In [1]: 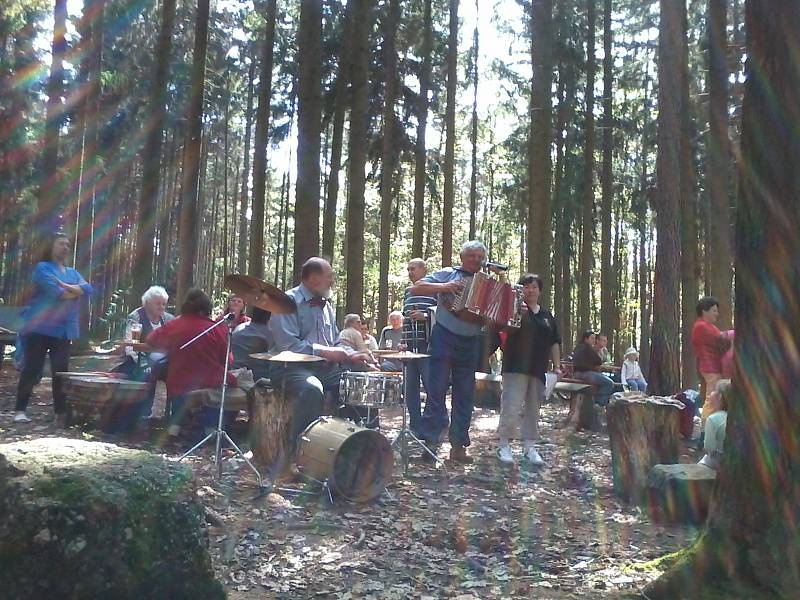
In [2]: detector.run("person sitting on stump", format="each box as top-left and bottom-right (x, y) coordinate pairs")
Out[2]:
(698, 378), (730, 470)
(572, 330), (614, 406)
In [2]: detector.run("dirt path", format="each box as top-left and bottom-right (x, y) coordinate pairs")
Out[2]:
(0, 362), (702, 599)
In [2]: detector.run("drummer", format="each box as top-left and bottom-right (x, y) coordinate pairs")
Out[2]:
(268, 257), (374, 439)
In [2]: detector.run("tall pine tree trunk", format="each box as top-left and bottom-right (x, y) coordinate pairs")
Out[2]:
(176, 0), (210, 304)
(132, 0), (175, 303)
(648, 0), (682, 396)
(706, 0), (732, 327)
(238, 49), (256, 274)
(599, 0), (614, 346)
(249, 0), (278, 280)
(441, 0), (459, 265)
(294, 0), (322, 282)
(344, 0), (370, 313)
(377, 0), (400, 329)
(649, 2), (800, 596)
(527, 0), (553, 293)
(412, 0), (433, 259)
(577, 0), (596, 331)
(468, 0), (479, 241)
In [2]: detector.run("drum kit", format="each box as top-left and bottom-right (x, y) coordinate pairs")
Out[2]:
(169, 272), (439, 503)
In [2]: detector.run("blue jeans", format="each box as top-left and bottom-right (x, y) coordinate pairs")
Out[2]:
(575, 371), (615, 406)
(626, 378), (648, 393)
(419, 325), (480, 447)
(404, 356), (430, 433)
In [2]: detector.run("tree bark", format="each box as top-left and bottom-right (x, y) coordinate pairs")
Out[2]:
(176, 0), (210, 304)
(377, 0), (400, 330)
(648, 1), (800, 596)
(599, 0), (614, 348)
(577, 0), (596, 332)
(344, 0), (370, 313)
(441, 0), (459, 266)
(527, 0), (553, 294)
(648, 0), (682, 396)
(706, 0), (732, 328)
(294, 0), (323, 282)
(132, 0), (176, 304)
(468, 0), (479, 241)
(249, 0), (278, 280)
(412, 0), (433, 259)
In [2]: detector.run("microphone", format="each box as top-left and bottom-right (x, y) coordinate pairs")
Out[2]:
(483, 260), (509, 272)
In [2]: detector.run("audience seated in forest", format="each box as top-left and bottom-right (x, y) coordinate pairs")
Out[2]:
(698, 379), (730, 471)
(379, 311), (406, 371)
(572, 330), (614, 406)
(338, 314), (371, 353)
(595, 333), (613, 365)
(360, 320), (379, 352)
(218, 294), (250, 327)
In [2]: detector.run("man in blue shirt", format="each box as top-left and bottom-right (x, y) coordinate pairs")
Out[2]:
(408, 241), (488, 463)
(15, 234), (93, 424)
(268, 257), (373, 439)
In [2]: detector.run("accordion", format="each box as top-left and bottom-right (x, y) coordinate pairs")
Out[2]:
(451, 271), (524, 328)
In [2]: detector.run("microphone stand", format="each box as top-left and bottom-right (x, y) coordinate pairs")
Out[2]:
(177, 313), (265, 492)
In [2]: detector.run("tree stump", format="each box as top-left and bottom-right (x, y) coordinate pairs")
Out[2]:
(647, 463), (717, 524)
(248, 378), (293, 477)
(606, 395), (681, 503)
(474, 372), (501, 409)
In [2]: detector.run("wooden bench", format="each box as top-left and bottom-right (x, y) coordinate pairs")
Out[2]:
(553, 378), (598, 430)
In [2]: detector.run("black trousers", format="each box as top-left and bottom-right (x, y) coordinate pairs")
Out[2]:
(16, 333), (71, 414)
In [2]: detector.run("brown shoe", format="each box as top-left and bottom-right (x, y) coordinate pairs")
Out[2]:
(449, 446), (474, 464)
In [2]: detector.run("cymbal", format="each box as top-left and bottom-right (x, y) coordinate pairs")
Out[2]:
(250, 350), (325, 363)
(380, 351), (430, 360)
(224, 274), (296, 314)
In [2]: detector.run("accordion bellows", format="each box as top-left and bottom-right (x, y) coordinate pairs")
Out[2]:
(451, 272), (524, 328)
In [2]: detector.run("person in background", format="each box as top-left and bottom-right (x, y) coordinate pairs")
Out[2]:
(402, 258), (436, 434)
(144, 288), (236, 441)
(595, 333), (613, 365)
(220, 294), (250, 327)
(572, 330), (615, 406)
(230, 306), (273, 381)
(698, 379), (730, 470)
(621, 347), (648, 393)
(360, 320), (379, 352)
(378, 311), (406, 371)
(15, 234), (93, 425)
(496, 274), (561, 467)
(691, 296), (732, 421)
(339, 313), (372, 353)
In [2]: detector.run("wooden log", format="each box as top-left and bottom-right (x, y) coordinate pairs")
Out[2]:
(606, 395), (682, 503)
(248, 378), (293, 477)
(553, 380), (597, 431)
(647, 463), (717, 524)
(474, 372), (501, 409)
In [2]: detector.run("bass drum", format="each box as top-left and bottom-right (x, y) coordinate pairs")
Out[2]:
(296, 416), (393, 502)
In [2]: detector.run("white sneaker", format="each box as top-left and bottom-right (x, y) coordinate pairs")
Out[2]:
(497, 445), (515, 464)
(524, 446), (545, 466)
(13, 412), (31, 423)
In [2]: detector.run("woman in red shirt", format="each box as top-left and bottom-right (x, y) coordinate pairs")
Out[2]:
(219, 294), (251, 327)
(690, 296), (732, 420)
(145, 288), (235, 439)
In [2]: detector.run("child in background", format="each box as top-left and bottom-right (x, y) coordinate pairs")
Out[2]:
(699, 379), (730, 470)
(621, 347), (648, 393)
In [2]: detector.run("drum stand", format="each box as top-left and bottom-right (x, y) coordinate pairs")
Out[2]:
(177, 315), (266, 492)
(392, 358), (447, 476)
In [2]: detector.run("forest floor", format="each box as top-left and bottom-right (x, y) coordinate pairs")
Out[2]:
(0, 360), (704, 599)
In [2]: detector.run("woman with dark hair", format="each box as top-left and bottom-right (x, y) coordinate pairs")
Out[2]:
(219, 294), (250, 327)
(142, 288), (235, 440)
(496, 274), (561, 466)
(572, 329), (615, 407)
(691, 296), (732, 420)
(15, 234), (93, 424)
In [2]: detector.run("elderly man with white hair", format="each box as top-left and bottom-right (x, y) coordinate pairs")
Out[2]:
(407, 240), (489, 464)
(378, 310), (406, 371)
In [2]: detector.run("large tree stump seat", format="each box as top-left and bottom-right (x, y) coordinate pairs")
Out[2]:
(474, 372), (502, 409)
(553, 378), (598, 430)
(247, 378), (293, 478)
(647, 462), (717, 524)
(61, 374), (150, 431)
(607, 395), (682, 503)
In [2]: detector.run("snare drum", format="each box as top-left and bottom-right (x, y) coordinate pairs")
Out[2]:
(339, 371), (402, 407)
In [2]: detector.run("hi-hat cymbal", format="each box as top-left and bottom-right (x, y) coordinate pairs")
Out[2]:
(250, 350), (326, 363)
(381, 351), (430, 360)
(225, 274), (296, 314)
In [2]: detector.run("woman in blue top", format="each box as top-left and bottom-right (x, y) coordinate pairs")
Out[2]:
(14, 234), (93, 424)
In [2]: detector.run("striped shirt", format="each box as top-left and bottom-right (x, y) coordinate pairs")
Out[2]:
(402, 291), (437, 353)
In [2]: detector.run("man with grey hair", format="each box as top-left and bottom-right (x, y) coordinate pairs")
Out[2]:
(378, 310), (406, 371)
(408, 240), (489, 463)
